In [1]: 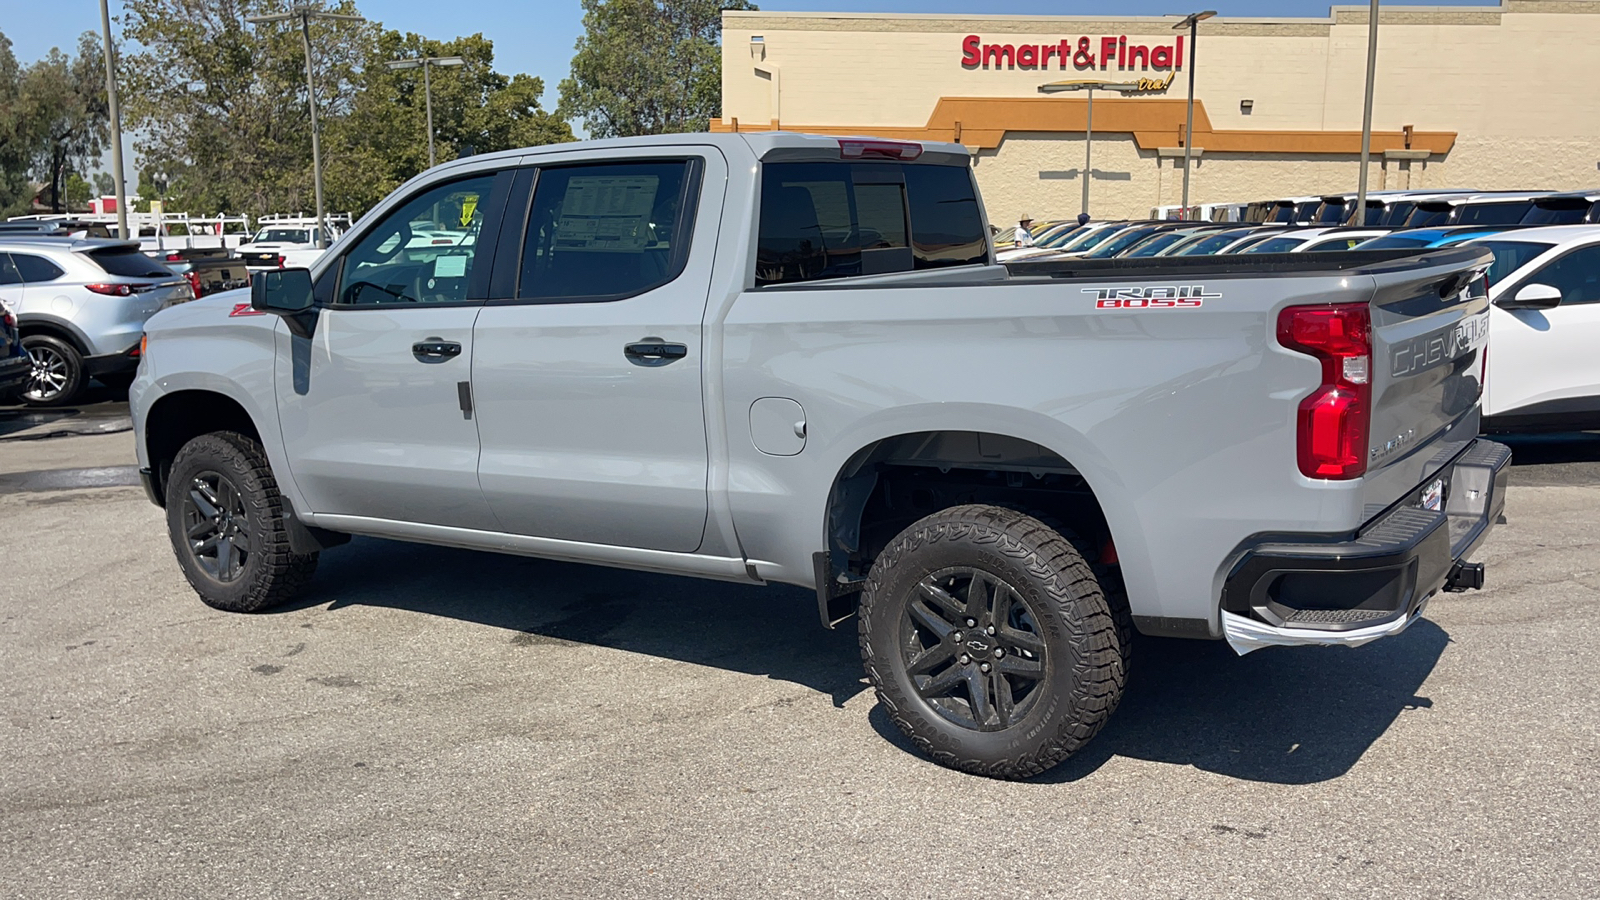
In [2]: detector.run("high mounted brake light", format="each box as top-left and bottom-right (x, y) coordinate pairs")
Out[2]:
(838, 139), (923, 161)
(1278, 302), (1372, 480)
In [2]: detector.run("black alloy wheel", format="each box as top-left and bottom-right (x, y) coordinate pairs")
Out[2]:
(165, 431), (319, 612)
(180, 470), (252, 583)
(901, 566), (1048, 732)
(860, 504), (1127, 779)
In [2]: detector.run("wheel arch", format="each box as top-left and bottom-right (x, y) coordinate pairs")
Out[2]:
(813, 412), (1149, 626)
(15, 315), (91, 355)
(143, 389), (265, 507)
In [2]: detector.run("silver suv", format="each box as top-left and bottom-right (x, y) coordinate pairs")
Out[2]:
(0, 238), (191, 405)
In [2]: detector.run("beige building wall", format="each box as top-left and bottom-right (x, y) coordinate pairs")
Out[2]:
(720, 3), (1600, 224)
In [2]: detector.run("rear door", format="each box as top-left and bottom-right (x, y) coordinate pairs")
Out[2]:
(470, 150), (726, 552)
(1485, 241), (1600, 419)
(274, 171), (502, 530)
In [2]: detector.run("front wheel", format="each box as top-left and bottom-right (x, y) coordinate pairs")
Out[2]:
(859, 505), (1127, 779)
(165, 431), (319, 612)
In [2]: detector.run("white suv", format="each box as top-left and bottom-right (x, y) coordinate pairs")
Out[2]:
(1465, 225), (1600, 430)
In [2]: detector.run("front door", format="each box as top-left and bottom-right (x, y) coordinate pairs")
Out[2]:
(1488, 242), (1600, 419)
(471, 153), (725, 552)
(274, 172), (500, 530)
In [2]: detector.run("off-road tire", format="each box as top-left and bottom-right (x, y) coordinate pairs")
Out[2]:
(165, 431), (318, 612)
(20, 334), (85, 407)
(859, 504), (1127, 779)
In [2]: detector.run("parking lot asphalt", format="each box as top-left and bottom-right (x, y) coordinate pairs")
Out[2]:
(2, 415), (1598, 898)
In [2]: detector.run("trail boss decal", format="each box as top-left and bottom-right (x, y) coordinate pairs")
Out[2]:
(1085, 285), (1221, 309)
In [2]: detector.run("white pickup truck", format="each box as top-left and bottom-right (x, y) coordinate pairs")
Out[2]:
(130, 132), (1509, 778)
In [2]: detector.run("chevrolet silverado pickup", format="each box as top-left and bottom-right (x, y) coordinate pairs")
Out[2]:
(130, 132), (1509, 779)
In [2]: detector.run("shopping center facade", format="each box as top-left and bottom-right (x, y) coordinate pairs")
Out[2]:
(715, 2), (1600, 224)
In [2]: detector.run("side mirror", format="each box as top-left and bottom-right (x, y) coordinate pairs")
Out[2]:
(251, 267), (314, 313)
(250, 268), (317, 337)
(1500, 282), (1562, 310)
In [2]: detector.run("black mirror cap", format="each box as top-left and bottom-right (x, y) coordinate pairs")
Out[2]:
(251, 268), (315, 314)
(1498, 282), (1562, 311)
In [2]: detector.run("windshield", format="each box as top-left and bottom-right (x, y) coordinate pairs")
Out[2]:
(1081, 226), (1162, 258)
(1456, 201), (1535, 226)
(1123, 231), (1191, 257)
(1469, 239), (1555, 286)
(1239, 235), (1305, 254)
(1171, 231), (1255, 256)
(1060, 225), (1126, 253)
(252, 228), (314, 243)
(1220, 234), (1279, 254)
(1355, 233), (1433, 250)
(1036, 224), (1091, 248)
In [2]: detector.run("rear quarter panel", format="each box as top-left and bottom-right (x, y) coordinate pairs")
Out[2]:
(721, 272), (1388, 629)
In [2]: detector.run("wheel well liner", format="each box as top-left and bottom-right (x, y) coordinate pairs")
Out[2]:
(16, 319), (88, 355)
(143, 390), (262, 507)
(817, 431), (1116, 623)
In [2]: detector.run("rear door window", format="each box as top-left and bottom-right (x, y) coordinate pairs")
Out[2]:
(516, 160), (698, 303)
(756, 161), (985, 286)
(87, 248), (169, 278)
(1456, 201), (1535, 226)
(12, 253), (66, 282)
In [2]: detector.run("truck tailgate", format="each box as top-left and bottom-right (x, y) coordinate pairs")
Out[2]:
(1361, 247), (1494, 517)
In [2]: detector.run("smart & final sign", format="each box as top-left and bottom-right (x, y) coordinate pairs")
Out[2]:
(961, 35), (1185, 71)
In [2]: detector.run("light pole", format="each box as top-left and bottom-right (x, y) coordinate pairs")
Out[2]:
(1353, 0), (1381, 224)
(385, 55), (465, 169)
(245, 6), (366, 250)
(1038, 80), (1144, 218)
(1173, 10), (1216, 221)
(97, 0), (128, 240)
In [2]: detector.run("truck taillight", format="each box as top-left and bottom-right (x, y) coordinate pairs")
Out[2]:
(185, 271), (204, 298)
(1278, 302), (1371, 480)
(838, 139), (923, 161)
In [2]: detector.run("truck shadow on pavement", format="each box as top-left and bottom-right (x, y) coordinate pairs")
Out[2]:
(291, 537), (1449, 785)
(1033, 621), (1449, 784)
(286, 537), (871, 707)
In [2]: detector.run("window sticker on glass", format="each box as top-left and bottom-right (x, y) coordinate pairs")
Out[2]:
(434, 254), (469, 278)
(555, 175), (660, 252)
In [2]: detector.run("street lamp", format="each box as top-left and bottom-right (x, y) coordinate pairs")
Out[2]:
(1352, 0), (1381, 224)
(1172, 10), (1216, 221)
(1038, 80), (1145, 218)
(385, 55), (466, 169)
(245, 6), (367, 250)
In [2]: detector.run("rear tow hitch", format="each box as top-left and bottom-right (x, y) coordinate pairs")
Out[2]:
(1445, 561), (1486, 593)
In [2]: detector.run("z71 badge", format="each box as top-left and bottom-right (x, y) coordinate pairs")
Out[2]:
(1084, 286), (1221, 309)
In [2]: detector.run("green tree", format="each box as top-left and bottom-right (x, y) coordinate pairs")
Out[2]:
(92, 171), (115, 197)
(0, 31), (32, 216)
(323, 29), (572, 213)
(121, 0), (375, 215)
(559, 0), (754, 139)
(15, 32), (109, 213)
(63, 171), (92, 208)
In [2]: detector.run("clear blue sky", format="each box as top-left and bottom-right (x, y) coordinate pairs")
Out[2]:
(2, 0), (1495, 187)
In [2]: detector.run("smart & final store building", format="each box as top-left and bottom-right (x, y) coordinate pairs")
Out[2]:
(715, 3), (1600, 224)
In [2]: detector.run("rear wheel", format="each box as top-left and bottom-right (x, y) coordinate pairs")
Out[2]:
(859, 505), (1127, 779)
(165, 431), (318, 612)
(20, 335), (85, 406)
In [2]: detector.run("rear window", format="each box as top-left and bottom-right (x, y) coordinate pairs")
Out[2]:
(1312, 202), (1347, 224)
(1520, 200), (1593, 226)
(756, 161), (986, 286)
(1456, 201), (1534, 226)
(1470, 239), (1555, 286)
(1404, 205), (1452, 227)
(88, 248), (172, 278)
